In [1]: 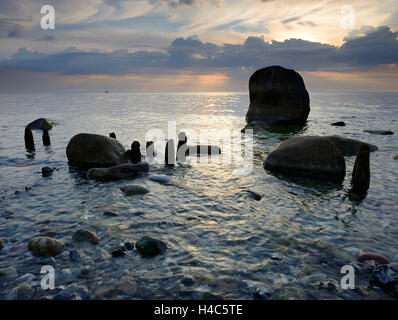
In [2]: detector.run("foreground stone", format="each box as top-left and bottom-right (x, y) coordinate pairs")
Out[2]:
(87, 162), (149, 181)
(264, 136), (346, 181)
(27, 118), (53, 130)
(358, 252), (390, 265)
(8, 284), (35, 300)
(66, 133), (127, 168)
(28, 237), (65, 256)
(72, 229), (99, 244)
(120, 184), (149, 196)
(246, 66), (310, 126)
(136, 236), (167, 256)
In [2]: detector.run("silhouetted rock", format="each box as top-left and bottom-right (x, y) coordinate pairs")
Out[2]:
(109, 132), (116, 139)
(127, 141), (141, 163)
(27, 118), (53, 130)
(87, 162), (149, 181)
(66, 133), (127, 168)
(24, 127), (35, 150)
(351, 144), (370, 193)
(41, 166), (54, 177)
(325, 135), (378, 156)
(246, 66), (310, 126)
(364, 130), (393, 135)
(264, 136), (346, 181)
(331, 121), (346, 126)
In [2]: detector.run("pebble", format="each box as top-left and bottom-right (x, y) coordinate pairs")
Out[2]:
(135, 236), (167, 256)
(28, 237), (65, 256)
(0, 266), (18, 279)
(69, 249), (81, 261)
(181, 277), (195, 286)
(112, 249), (125, 258)
(120, 184), (149, 196)
(72, 229), (99, 244)
(103, 211), (118, 217)
(8, 284), (35, 300)
(124, 241), (134, 251)
(149, 175), (172, 185)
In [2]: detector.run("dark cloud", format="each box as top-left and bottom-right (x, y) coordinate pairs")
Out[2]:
(0, 18), (29, 38)
(1, 25), (397, 75)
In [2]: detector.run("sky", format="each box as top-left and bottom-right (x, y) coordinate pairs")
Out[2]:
(0, 0), (398, 92)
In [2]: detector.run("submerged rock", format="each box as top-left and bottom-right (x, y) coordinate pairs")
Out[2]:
(66, 133), (127, 168)
(0, 266), (18, 279)
(28, 237), (65, 256)
(103, 211), (118, 217)
(120, 184), (149, 196)
(394, 155), (398, 161)
(72, 229), (99, 244)
(8, 284), (35, 300)
(246, 66), (310, 126)
(264, 136), (346, 181)
(331, 121), (346, 126)
(364, 130), (394, 135)
(87, 162), (149, 181)
(0, 239), (4, 250)
(149, 175), (172, 185)
(27, 118), (53, 130)
(246, 190), (264, 201)
(111, 248), (125, 258)
(41, 166), (54, 177)
(358, 252), (390, 265)
(135, 236), (167, 256)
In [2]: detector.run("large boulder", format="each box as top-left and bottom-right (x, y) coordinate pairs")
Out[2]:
(27, 118), (53, 130)
(264, 136), (346, 181)
(264, 136), (378, 181)
(66, 133), (127, 168)
(246, 66), (310, 126)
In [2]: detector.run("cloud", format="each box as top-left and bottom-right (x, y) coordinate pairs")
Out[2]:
(1, 25), (397, 77)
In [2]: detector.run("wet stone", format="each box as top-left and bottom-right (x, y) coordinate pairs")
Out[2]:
(136, 236), (167, 256)
(41, 166), (54, 177)
(112, 249), (125, 258)
(124, 242), (134, 251)
(69, 249), (81, 261)
(181, 277), (195, 286)
(103, 211), (118, 217)
(72, 229), (99, 244)
(8, 284), (35, 300)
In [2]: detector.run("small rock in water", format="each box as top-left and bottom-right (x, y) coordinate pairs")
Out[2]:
(372, 265), (397, 288)
(120, 184), (149, 196)
(103, 211), (118, 217)
(149, 175), (172, 185)
(331, 121), (346, 126)
(317, 280), (338, 292)
(135, 236), (167, 256)
(253, 287), (272, 299)
(42, 166), (54, 177)
(0, 239), (4, 250)
(246, 190), (264, 201)
(8, 284), (35, 300)
(0, 266), (18, 279)
(112, 248), (125, 258)
(394, 155), (398, 161)
(72, 229), (99, 244)
(364, 130), (394, 135)
(358, 252), (390, 265)
(201, 292), (222, 300)
(28, 237), (65, 256)
(69, 249), (81, 261)
(124, 241), (134, 251)
(181, 277), (195, 286)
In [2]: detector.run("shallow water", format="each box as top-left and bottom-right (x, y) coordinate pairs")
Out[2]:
(0, 92), (397, 300)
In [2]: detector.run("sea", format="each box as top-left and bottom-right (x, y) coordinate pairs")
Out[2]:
(0, 92), (397, 299)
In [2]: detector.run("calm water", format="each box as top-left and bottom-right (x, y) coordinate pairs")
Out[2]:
(0, 92), (397, 300)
